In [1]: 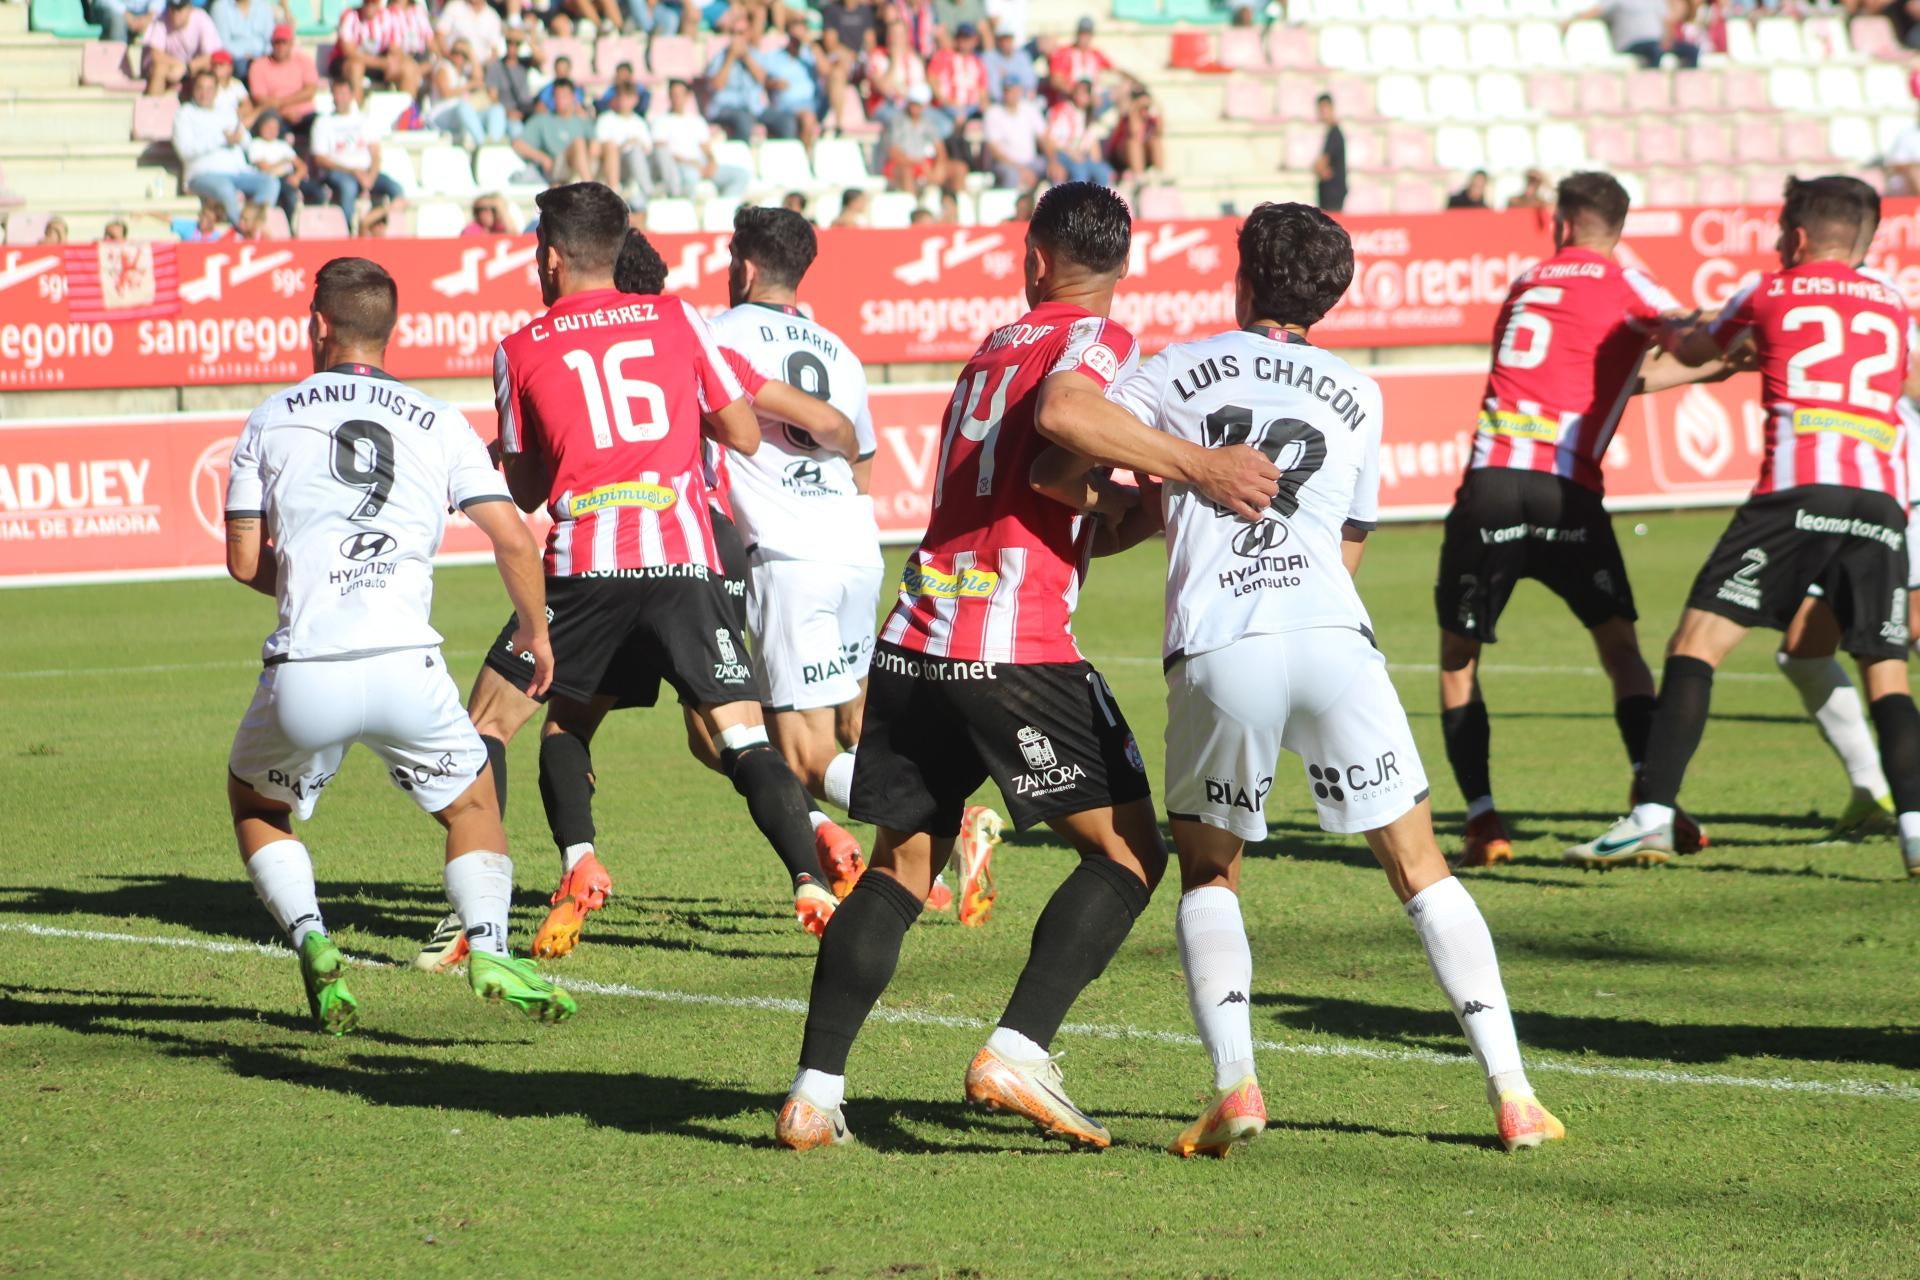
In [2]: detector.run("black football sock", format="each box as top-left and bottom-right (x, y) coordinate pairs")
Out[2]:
(725, 742), (828, 887)
(1439, 701), (1493, 806)
(1614, 694), (1657, 772)
(798, 872), (923, 1074)
(1868, 693), (1920, 817)
(998, 856), (1151, 1051)
(537, 731), (596, 853)
(481, 734), (508, 812)
(1638, 656), (1715, 808)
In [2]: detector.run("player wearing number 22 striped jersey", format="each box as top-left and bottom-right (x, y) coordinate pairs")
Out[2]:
(1433, 172), (1695, 870)
(463, 183), (846, 957)
(776, 183), (1283, 1154)
(1568, 175), (1920, 879)
(1089, 202), (1562, 1157)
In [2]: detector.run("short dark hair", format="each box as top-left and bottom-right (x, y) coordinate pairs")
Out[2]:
(614, 228), (668, 294)
(1315, 92), (1333, 107)
(614, 60), (633, 73)
(549, 75), (577, 95)
(1556, 171), (1631, 234)
(1787, 174), (1880, 237)
(668, 77), (691, 92)
(535, 182), (630, 275)
(1237, 201), (1352, 329)
(1027, 181), (1131, 275)
(1781, 174), (1869, 249)
(731, 205), (818, 288)
(312, 256), (398, 347)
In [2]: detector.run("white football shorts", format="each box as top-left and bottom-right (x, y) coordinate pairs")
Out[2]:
(228, 647), (487, 821)
(1164, 627), (1429, 841)
(747, 556), (883, 712)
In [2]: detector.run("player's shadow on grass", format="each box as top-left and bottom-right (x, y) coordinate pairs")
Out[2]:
(1251, 991), (1920, 1071)
(0, 988), (474, 1050)
(0, 875), (451, 949)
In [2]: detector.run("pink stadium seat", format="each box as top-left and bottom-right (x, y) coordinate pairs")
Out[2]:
(296, 204), (349, 239)
(1392, 177), (1443, 214)
(833, 85), (878, 136)
(1215, 28), (1265, 71)
(1801, 15), (1849, 62)
(82, 41), (140, 92)
(1672, 68), (1721, 113)
(1624, 68), (1669, 112)
(1782, 118), (1829, 163)
(1265, 24), (1317, 70)
(1136, 186), (1185, 219)
(1223, 77), (1275, 122)
(648, 35), (702, 81)
(1578, 71), (1626, 116)
(5, 211), (50, 245)
(595, 36), (647, 82)
(264, 207), (292, 239)
(1645, 172), (1694, 207)
(1694, 169), (1740, 205)
(1282, 126), (1322, 169)
(131, 94), (177, 142)
(1638, 121), (1682, 166)
(1735, 120), (1781, 165)
(1384, 124), (1435, 170)
(1722, 67), (1769, 112)
(1586, 122), (1633, 167)
(544, 37), (592, 81)
(1327, 75), (1377, 120)
(1743, 168), (1792, 205)
(1345, 126), (1381, 170)
(1852, 14), (1899, 60)
(1343, 179), (1391, 215)
(1684, 120), (1732, 165)
(1275, 77), (1320, 120)
(1526, 72), (1576, 117)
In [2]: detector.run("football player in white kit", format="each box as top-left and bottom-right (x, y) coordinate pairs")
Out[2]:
(1048, 205), (1564, 1155)
(707, 208), (902, 904)
(223, 257), (576, 1033)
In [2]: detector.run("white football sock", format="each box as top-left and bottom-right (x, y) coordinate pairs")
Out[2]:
(824, 750), (857, 811)
(1777, 653), (1891, 796)
(1404, 877), (1529, 1097)
(445, 850), (514, 956)
(560, 842), (594, 875)
(986, 1026), (1049, 1061)
(1900, 811), (1920, 841)
(1464, 795), (1496, 822)
(246, 839), (324, 948)
(1176, 886), (1256, 1091)
(791, 1066), (844, 1110)
(809, 810), (831, 832)
(1629, 802), (1674, 830)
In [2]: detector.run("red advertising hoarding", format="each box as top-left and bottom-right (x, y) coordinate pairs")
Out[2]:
(1, 373), (1770, 586)
(5, 201), (1919, 391)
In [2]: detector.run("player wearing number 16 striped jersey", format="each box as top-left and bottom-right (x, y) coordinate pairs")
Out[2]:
(1567, 177), (1920, 876)
(776, 183), (1283, 1153)
(1096, 202), (1561, 1157)
(1433, 173), (1697, 869)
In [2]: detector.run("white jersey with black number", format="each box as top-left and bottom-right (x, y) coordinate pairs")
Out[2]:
(225, 365), (510, 664)
(1108, 329), (1385, 661)
(708, 303), (882, 567)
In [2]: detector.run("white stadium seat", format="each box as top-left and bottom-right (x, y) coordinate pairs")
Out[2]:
(1467, 22), (1519, 68)
(1535, 121), (1590, 170)
(756, 139), (813, 189)
(1426, 73), (1476, 119)
(1753, 16), (1806, 64)
(1316, 25), (1368, 71)
(413, 201), (467, 237)
(418, 145), (479, 198)
(1767, 66), (1817, 112)
(974, 188), (1018, 223)
(813, 138), (878, 190)
(1416, 23), (1468, 70)
(1485, 123), (1537, 170)
(362, 91), (412, 134)
(475, 144), (543, 194)
(700, 196), (741, 232)
(1434, 124), (1487, 171)
(379, 146), (416, 191)
(1367, 24), (1420, 71)
(1411, 0), (1459, 18)
(1814, 66), (1866, 114)
(645, 198), (698, 232)
(1374, 73), (1428, 121)
(1476, 72), (1529, 121)
(1562, 20), (1619, 66)
(1722, 18), (1759, 63)
(868, 191), (919, 228)
(1827, 115), (1877, 163)
(711, 139), (753, 177)
(1361, 0), (1411, 18)
(1864, 63), (1911, 112)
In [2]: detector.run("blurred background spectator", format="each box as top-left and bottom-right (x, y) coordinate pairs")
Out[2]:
(209, 0), (275, 79)
(982, 78), (1046, 190)
(465, 194), (511, 234)
(140, 0), (223, 97)
(1313, 91), (1344, 213)
(655, 77), (750, 196)
(1044, 78), (1112, 185)
(173, 68), (280, 225)
(1448, 169), (1491, 209)
(247, 26), (317, 139)
(305, 76), (404, 231)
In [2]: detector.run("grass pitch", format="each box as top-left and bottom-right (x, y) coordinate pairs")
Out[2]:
(2, 510), (1916, 1278)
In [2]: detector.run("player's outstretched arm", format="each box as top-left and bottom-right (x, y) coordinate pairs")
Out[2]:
(224, 516), (277, 597)
(465, 498), (554, 699)
(1034, 371), (1278, 521)
(703, 396), (763, 457)
(752, 380), (859, 460)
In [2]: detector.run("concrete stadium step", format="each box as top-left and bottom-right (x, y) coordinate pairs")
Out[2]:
(0, 38), (86, 87)
(0, 4), (31, 34)
(0, 91), (133, 145)
(3, 163), (162, 203)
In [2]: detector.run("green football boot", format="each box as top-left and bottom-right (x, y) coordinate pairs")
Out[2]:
(1821, 786), (1896, 844)
(297, 932), (359, 1036)
(469, 950), (577, 1023)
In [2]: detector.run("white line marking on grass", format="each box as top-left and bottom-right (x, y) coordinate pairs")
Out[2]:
(6, 920), (1915, 1103)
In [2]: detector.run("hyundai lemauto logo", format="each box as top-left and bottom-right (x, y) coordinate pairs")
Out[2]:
(1232, 519), (1288, 559)
(340, 530), (396, 561)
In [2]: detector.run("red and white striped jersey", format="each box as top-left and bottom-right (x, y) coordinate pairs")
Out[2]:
(338, 2), (398, 53)
(1712, 260), (1913, 500)
(1467, 247), (1679, 494)
(879, 303), (1139, 664)
(494, 290), (744, 576)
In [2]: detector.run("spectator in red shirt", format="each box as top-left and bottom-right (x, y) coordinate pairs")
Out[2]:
(1043, 78), (1112, 186)
(334, 0), (425, 98)
(1046, 16), (1111, 106)
(1105, 84), (1161, 182)
(928, 21), (989, 123)
(247, 26), (318, 135)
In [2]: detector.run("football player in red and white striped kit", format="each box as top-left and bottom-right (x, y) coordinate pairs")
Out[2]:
(1568, 177), (1920, 877)
(775, 183), (1280, 1151)
(1434, 172), (1698, 868)
(462, 183), (851, 955)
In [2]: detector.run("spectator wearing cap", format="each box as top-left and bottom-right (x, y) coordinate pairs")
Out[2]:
(209, 50), (254, 123)
(928, 22), (989, 125)
(436, 0), (507, 62)
(92, 0), (164, 49)
(596, 62), (653, 117)
(244, 108), (305, 224)
(247, 26), (317, 136)
(880, 82), (966, 196)
(1567, 0), (1699, 69)
(1046, 16), (1111, 106)
(139, 0), (224, 97)
(983, 26), (1036, 99)
(173, 68), (282, 225)
(304, 76), (404, 232)
(653, 78), (751, 198)
(209, 0), (274, 79)
(515, 78), (597, 184)
(981, 77), (1048, 190)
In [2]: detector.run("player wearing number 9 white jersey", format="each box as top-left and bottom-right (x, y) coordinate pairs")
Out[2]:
(1099, 203), (1562, 1158)
(223, 256), (574, 1033)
